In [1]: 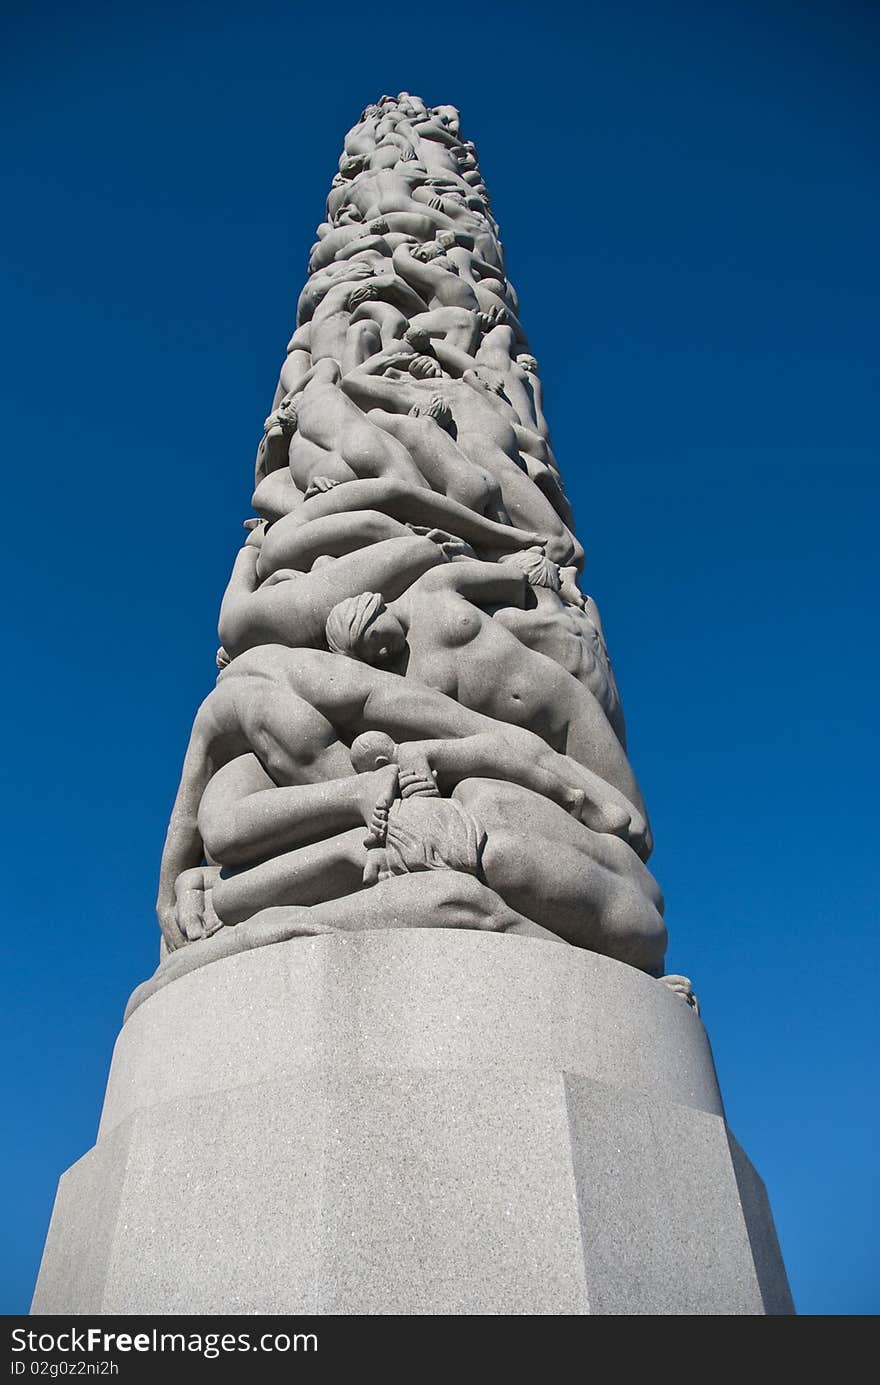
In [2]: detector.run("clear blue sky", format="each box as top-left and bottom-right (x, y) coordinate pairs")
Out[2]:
(3, 1), (877, 1316)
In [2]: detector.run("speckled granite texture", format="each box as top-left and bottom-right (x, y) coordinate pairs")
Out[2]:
(32, 933), (793, 1315)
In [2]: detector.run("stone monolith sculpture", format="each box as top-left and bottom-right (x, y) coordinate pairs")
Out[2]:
(32, 93), (793, 1316)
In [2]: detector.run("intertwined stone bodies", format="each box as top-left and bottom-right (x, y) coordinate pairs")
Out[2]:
(151, 92), (669, 999)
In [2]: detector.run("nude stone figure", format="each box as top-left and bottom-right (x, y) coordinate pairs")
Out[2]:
(163, 718), (662, 986)
(294, 269), (426, 368)
(198, 779), (663, 975)
(392, 239), (521, 326)
(407, 313), (549, 438)
(321, 560), (644, 813)
(285, 358), (432, 493)
(255, 480), (540, 576)
(255, 395), (299, 484)
(256, 510), (468, 574)
(492, 548), (625, 742)
(157, 646), (649, 951)
(351, 734), (665, 971)
(326, 166), (481, 241)
(217, 525), (450, 658)
(306, 219), (411, 274)
(341, 349), (583, 565)
(286, 358), (528, 523)
(294, 256), (382, 327)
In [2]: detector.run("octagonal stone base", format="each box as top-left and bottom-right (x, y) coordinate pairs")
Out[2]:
(31, 930), (793, 1315)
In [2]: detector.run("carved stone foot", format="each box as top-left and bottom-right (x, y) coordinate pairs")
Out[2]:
(659, 973), (700, 1016)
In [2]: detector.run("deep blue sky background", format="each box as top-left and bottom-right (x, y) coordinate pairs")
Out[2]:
(3, 0), (877, 1315)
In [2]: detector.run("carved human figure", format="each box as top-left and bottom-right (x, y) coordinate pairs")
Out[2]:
(293, 268), (426, 369)
(341, 350), (583, 564)
(391, 240), (520, 327)
(294, 256), (381, 326)
(307, 211), (494, 275)
(287, 359), (524, 522)
(321, 559), (644, 811)
(284, 358), (431, 493)
(172, 731), (663, 976)
(157, 646), (649, 950)
(255, 395), (299, 484)
(326, 166), (478, 238)
(256, 480), (540, 576)
(492, 548), (625, 742)
(407, 313), (549, 438)
(353, 735), (664, 970)
(217, 526), (451, 659)
(362, 398), (510, 522)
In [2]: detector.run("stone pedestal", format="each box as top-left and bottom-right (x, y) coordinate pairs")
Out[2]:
(32, 931), (793, 1315)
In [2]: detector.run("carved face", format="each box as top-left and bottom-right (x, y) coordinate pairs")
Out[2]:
(413, 240), (444, 264)
(359, 611), (407, 665)
(338, 154), (365, 179)
(265, 399), (297, 439)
